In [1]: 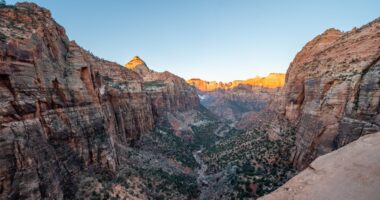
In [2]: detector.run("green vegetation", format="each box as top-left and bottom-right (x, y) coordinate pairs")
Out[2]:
(203, 128), (297, 198)
(190, 122), (219, 149)
(138, 107), (232, 169)
(0, 32), (6, 42)
(147, 126), (199, 168)
(117, 107), (234, 199)
(198, 104), (219, 121)
(103, 76), (113, 82)
(225, 100), (252, 113)
(150, 169), (199, 198)
(225, 99), (265, 113)
(143, 80), (166, 88)
(124, 161), (199, 199)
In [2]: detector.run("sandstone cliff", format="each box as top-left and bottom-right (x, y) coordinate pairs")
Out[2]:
(125, 56), (200, 119)
(0, 3), (199, 199)
(187, 73), (285, 92)
(259, 132), (380, 200)
(259, 18), (380, 169)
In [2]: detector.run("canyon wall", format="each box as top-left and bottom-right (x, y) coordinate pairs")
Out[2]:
(0, 3), (199, 199)
(126, 56), (200, 119)
(260, 19), (380, 169)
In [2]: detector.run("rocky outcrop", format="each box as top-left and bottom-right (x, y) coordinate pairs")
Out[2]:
(0, 3), (199, 199)
(259, 18), (380, 170)
(125, 56), (200, 119)
(259, 132), (380, 200)
(187, 73), (285, 92)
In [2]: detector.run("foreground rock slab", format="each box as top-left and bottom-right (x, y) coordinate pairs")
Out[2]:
(259, 132), (380, 200)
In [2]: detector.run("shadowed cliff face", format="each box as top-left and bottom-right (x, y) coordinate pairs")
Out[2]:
(0, 3), (199, 199)
(258, 18), (380, 170)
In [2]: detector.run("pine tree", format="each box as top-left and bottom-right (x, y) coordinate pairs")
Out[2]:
(0, 0), (5, 6)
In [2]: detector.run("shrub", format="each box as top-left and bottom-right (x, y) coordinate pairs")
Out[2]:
(103, 76), (113, 82)
(0, 32), (6, 42)
(143, 80), (166, 88)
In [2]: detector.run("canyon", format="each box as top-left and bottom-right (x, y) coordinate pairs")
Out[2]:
(187, 74), (285, 125)
(0, 3), (203, 199)
(0, 2), (379, 200)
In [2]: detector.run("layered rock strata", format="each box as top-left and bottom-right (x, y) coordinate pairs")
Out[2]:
(0, 3), (199, 199)
(259, 19), (380, 169)
(125, 56), (200, 119)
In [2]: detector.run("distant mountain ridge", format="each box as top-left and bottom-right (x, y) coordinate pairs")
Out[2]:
(187, 73), (285, 92)
(187, 73), (285, 124)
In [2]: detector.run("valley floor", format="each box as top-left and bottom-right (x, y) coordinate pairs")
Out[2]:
(89, 106), (298, 199)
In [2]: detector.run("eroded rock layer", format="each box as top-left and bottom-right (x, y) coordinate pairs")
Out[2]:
(125, 56), (200, 119)
(0, 3), (199, 199)
(259, 18), (380, 169)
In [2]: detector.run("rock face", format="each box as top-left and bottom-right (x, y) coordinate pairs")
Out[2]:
(259, 132), (380, 200)
(260, 18), (380, 169)
(187, 74), (285, 123)
(0, 3), (199, 199)
(125, 56), (152, 76)
(125, 56), (200, 119)
(187, 73), (285, 92)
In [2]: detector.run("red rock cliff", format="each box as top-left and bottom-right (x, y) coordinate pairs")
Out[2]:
(125, 56), (200, 119)
(187, 73), (286, 92)
(0, 3), (199, 199)
(261, 18), (380, 169)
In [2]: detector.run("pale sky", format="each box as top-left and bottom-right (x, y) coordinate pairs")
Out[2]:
(7, 0), (380, 81)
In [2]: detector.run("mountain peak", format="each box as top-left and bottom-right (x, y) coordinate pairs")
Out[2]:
(125, 56), (146, 69)
(322, 28), (343, 35)
(291, 27), (344, 66)
(125, 56), (152, 76)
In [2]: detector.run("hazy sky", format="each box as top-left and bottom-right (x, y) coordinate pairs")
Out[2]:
(7, 0), (380, 81)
